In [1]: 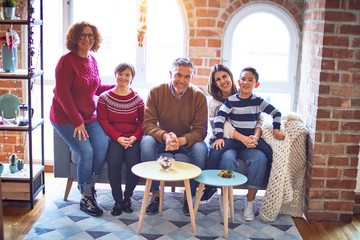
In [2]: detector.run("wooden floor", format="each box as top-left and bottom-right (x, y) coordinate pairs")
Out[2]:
(3, 173), (360, 240)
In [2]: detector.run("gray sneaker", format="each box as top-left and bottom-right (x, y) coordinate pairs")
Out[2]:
(243, 200), (255, 221)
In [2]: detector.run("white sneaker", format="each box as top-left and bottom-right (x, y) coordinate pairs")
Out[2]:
(218, 196), (230, 217)
(243, 200), (255, 221)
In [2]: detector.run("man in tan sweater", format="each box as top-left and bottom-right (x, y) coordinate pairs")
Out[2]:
(140, 57), (208, 216)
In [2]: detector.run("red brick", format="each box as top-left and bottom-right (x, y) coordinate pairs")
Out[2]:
(323, 36), (350, 47)
(317, 108), (331, 118)
(330, 85), (354, 96)
(346, 144), (360, 155)
(316, 119), (340, 130)
(326, 179), (357, 189)
(322, 47), (353, 59)
(349, 0), (360, 9)
(333, 109), (360, 119)
(314, 143), (344, 155)
(344, 168), (357, 178)
(342, 121), (360, 131)
(325, 11), (357, 22)
(319, 84), (330, 94)
(208, 39), (221, 48)
(306, 211), (338, 222)
(340, 25), (360, 34)
(197, 19), (215, 27)
(339, 213), (353, 222)
(190, 38), (206, 47)
(342, 191), (356, 200)
(320, 72), (340, 82)
(196, 9), (219, 18)
(338, 60), (360, 71)
(308, 178), (325, 188)
(328, 157), (349, 166)
(310, 167), (340, 178)
(321, 59), (336, 70)
(334, 134), (360, 143)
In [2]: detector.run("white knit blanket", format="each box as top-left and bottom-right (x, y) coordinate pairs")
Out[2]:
(259, 112), (308, 222)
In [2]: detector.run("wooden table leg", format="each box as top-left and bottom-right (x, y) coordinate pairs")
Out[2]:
(229, 186), (234, 223)
(159, 180), (165, 216)
(136, 178), (152, 234)
(222, 186), (229, 239)
(193, 183), (205, 215)
(184, 179), (196, 233)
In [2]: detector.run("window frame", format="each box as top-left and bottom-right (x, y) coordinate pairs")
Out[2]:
(222, 3), (300, 111)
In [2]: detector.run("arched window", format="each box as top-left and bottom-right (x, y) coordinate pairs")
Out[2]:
(39, 0), (185, 162)
(71, 0), (185, 89)
(223, 3), (299, 113)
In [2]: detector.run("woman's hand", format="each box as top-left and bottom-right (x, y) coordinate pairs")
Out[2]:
(117, 136), (137, 149)
(212, 138), (224, 150)
(73, 124), (89, 141)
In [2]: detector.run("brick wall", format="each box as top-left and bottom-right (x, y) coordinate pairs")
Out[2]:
(179, 0), (359, 222)
(299, 0), (360, 222)
(1, 0), (359, 222)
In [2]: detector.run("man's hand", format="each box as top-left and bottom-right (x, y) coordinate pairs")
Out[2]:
(165, 132), (179, 151)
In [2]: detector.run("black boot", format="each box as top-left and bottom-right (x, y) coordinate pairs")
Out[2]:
(122, 197), (133, 213)
(111, 201), (122, 216)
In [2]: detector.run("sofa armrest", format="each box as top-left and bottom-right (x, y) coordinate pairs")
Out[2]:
(53, 129), (72, 178)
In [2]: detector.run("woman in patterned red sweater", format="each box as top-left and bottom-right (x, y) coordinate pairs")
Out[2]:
(97, 62), (144, 216)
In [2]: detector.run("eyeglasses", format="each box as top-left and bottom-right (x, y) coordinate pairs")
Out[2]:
(79, 33), (94, 40)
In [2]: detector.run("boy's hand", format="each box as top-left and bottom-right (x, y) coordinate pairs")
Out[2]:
(212, 139), (224, 150)
(273, 129), (285, 140)
(243, 135), (258, 148)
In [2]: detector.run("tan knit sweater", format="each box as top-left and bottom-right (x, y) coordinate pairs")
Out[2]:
(142, 83), (208, 148)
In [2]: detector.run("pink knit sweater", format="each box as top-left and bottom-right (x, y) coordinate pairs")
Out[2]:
(50, 52), (113, 127)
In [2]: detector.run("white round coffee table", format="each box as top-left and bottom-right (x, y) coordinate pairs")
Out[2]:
(132, 161), (201, 234)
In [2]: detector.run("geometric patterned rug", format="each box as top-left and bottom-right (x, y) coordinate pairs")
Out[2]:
(25, 188), (303, 240)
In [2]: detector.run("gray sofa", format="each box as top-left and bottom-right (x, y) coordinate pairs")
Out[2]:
(53, 130), (262, 201)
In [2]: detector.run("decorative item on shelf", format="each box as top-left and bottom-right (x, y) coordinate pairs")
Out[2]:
(0, 162), (4, 175)
(8, 153), (17, 173)
(18, 103), (31, 126)
(2, 0), (17, 20)
(137, 0), (147, 47)
(0, 28), (20, 72)
(17, 158), (24, 170)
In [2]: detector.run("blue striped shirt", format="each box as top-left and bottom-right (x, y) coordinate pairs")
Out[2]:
(214, 93), (282, 139)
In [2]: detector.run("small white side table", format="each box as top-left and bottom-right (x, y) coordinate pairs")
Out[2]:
(194, 170), (248, 239)
(132, 161), (201, 234)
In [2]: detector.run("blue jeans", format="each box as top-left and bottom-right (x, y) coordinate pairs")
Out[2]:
(140, 135), (208, 196)
(218, 148), (268, 189)
(52, 121), (109, 195)
(207, 138), (272, 169)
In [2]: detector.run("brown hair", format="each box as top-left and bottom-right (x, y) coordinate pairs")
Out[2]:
(114, 62), (136, 79)
(65, 21), (102, 52)
(207, 64), (238, 102)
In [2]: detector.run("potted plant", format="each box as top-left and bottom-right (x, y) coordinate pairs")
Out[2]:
(17, 158), (24, 170)
(9, 153), (17, 173)
(2, 0), (17, 20)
